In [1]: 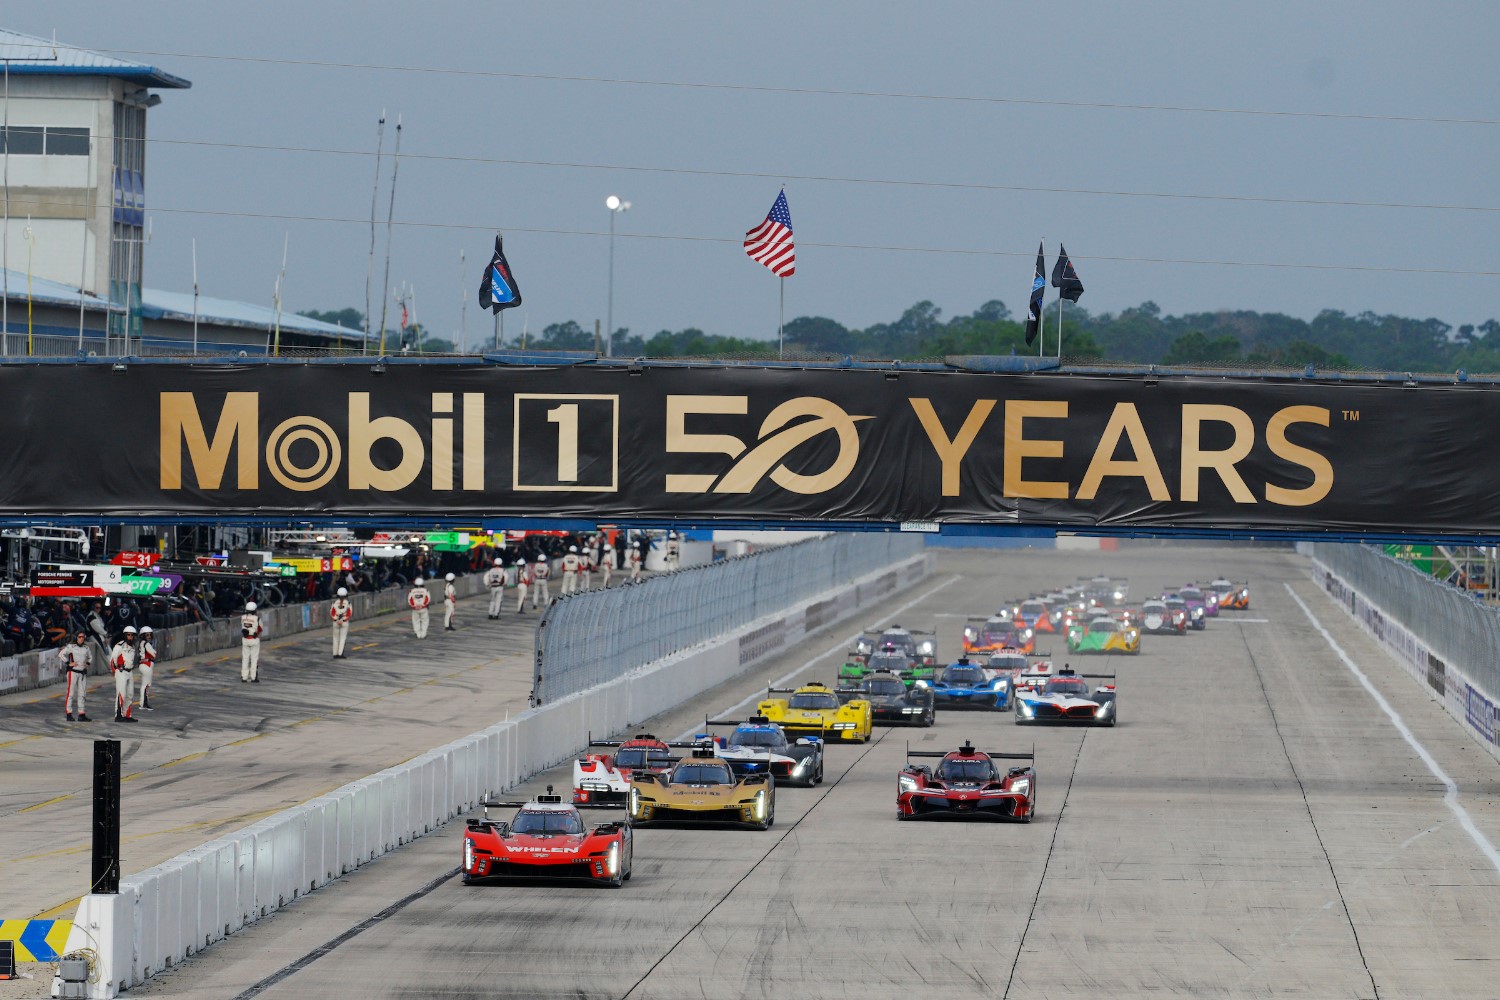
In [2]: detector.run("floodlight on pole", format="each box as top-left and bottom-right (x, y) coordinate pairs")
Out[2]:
(605, 195), (630, 357)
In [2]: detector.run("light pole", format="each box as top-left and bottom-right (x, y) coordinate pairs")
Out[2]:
(605, 195), (629, 357)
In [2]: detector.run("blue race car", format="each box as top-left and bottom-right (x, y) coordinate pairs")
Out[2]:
(701, 715), (825, 786)
(929, 659), (1012, 711)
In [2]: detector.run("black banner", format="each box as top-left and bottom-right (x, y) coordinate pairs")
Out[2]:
(0, 362), (1494, 534)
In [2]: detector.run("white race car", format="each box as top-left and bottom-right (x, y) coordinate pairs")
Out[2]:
(1014, 667), (1117, 726)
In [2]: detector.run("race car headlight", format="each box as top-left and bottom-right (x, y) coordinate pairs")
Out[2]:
(913, 679), (929, 689)
(1023, 628), (1033, 639)
(1095, 701), (1114, 717)
(1018, 701), (1034, 718)
(963, 628), (975, 640)
(1192, 607), (1203, 617)
(754, 790), (767, 819)
(902, 706), (922, 713)
(606, 840), (620, 876)
(995, 679), (1008, 689)
(919, 641), (933, 654)
(629, 786), (641, 812)
(898, 774), (919, 793)
(1009, 778), (1031, 796)
(1112, 590), (1123, 600)
(831, 722), (854, 729)
(464, 838), (475, 872)
(793, 755), (812, 771)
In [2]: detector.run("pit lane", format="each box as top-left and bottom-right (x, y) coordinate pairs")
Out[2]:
(126, 547), (1500, 999)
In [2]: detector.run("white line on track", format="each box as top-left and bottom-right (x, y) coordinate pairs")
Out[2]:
(1284, 581), (1500, 875)
(673, 574), (961, 741)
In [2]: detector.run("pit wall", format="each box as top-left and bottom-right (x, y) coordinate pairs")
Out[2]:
(58, 552), (933, 998)
(1309, 556), (1500, 767)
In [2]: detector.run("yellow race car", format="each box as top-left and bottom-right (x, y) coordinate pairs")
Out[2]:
(757, 681), (873, 742)
(627, 746), (775, 829)
(1066, 616), (1142, 655)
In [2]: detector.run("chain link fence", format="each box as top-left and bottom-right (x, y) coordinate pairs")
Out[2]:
(532, 532), (923, 704)
(1309, 542), (1500, 701)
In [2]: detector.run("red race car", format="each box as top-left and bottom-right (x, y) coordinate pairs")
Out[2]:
(462, 787), (632, 887)
(896, 741), (1037, 822)
(573, 732), (699, 805)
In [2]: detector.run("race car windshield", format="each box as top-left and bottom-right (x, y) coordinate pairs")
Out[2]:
(938, 758), (995, 782)
(729, 730), (783, 749)
(511, 810), (584, 835)
(1020, 602), (1046, 616)
(989, 656), (1026, 671)
(1181, 588), (1203, 600)
(1143, 603), (1166, 613)
(1165, 600), (1186, 610)
(615, 748), (672, 768)
(672, 763), (733, 785)
(866, 678), (906, 696)
(983, 628), (1014, 645)
(1044, 678), (1090, 696)
(789, 693), (839, 710)
(1087, 621), (1119, 633)
(942, 667), (986, 684)
(868, 653), (911, 672)
(877, 632), (914, 651)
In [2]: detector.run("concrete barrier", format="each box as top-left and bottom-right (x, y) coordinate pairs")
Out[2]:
(5, 575), (492, 697)
(1310, 558), (1500, 766)
(56, 552), (932, 997)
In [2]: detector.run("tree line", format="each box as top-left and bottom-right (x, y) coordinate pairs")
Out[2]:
(302, 302), (1500, 372)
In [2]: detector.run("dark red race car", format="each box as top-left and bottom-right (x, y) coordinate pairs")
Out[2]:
(573, 732), (701, 805)
(896, 741), (1037, 822)
(462, 787), (632, 887)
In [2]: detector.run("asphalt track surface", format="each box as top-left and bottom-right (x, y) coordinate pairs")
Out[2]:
(0, 586), (537, 919)
(30, 547), (1500, 998)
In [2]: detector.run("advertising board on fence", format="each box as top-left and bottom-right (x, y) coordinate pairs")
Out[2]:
(4, 363), (1500, 535)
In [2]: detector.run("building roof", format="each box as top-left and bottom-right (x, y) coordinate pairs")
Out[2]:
(140, 288), (365, 341)
(0, 269), (366, 343)
(0, 29), (191, 90)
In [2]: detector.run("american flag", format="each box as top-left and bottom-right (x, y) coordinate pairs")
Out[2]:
(744, 190), (796, 277)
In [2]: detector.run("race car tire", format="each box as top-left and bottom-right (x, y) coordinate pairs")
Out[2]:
(897, 808), (912, 821)
(922, 708), (935, 727)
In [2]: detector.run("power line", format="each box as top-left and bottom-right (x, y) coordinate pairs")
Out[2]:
(22, 195), (1495, 278)
(95, 46), (1500, 128)
(138, 135), (1500, 215)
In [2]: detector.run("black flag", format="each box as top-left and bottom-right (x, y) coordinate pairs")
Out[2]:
(478, 235), (522, 314)
(1024, 242), (1046, 345)
(1051, 245), (1084, 302)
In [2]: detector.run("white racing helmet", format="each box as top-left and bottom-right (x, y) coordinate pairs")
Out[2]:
(245, 602), (257, 612)
(414, 578), (424, 586)
(446, 572), (455, 581)
(536, 556), (546, 564)
(337, 587), (348, 597)
(569, 545), (578, 552)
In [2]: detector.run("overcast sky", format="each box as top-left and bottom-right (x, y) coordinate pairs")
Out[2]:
(13, 2), (1499, 346)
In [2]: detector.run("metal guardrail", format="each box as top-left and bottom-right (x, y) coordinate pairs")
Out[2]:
(532, 532), (923, 705)
(1309, 542), (1500, 701)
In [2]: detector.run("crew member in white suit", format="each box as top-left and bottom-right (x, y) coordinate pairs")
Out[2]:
(515, 561), (532, 614)
(408, 578), (432, 638)
(485, 558), (507, 618)
(444, 572), (458, 630)
(136, 625), (157, 710)
(240, 603), (264, 682)
(600, 544), (614, 588)
(532, 556), (552, 607)
(61, 631), (92, 722)
(112, 626), (139, 719)
(330, 587), (353, 657)
(561, 546), (581, 595)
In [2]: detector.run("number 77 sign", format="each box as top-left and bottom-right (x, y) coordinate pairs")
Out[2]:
(511, 394), (620, 492)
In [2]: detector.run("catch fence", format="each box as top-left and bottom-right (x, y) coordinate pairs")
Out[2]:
(1309, 542), (1500, 701)
(533, 532), (922, 704)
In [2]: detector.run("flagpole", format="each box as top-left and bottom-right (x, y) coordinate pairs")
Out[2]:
(364, 110), (386, 356)
(1057, 293), (1063, 361)
(377, 114), (402, 356)
(778, 278), (785, 359)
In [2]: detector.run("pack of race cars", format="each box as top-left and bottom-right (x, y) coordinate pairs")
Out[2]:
(461, 574), (1252, 883)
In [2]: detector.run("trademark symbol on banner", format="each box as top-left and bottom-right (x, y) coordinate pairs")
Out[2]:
(1342, 410), (1360, 421)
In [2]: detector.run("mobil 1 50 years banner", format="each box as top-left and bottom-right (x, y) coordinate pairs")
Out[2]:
(0, 362), (1491, 533)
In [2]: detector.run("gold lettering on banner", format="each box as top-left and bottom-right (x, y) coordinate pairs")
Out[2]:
(348, 392), (425, 491)
(1003, 400), (1069, 499)
(1076, 403), (1170, 501)
(431, 392), (454, 490)
(665, 395), (749, 493)
(909, 398), (996, 497)
(1265, 405), (1334, 506)
(462, 393), (485, 491)
(723, 398), (870, 495)
(160, 392), (258, 490)
(1181, 404), (1256, 503)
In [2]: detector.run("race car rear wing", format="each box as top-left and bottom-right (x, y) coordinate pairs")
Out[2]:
(585, 730), (703, 750)
(904, 740), (1034, 761)
(863, 625), (935, 636)
(477, 784), (626, 816)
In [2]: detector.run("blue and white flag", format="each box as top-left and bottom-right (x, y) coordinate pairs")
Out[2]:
(1024, 242), (1045, 345)
(478, 235), (522, 313)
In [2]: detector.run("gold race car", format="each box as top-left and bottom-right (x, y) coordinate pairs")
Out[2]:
(627, 746), (775, 829)
(757, 681), (873, 742)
